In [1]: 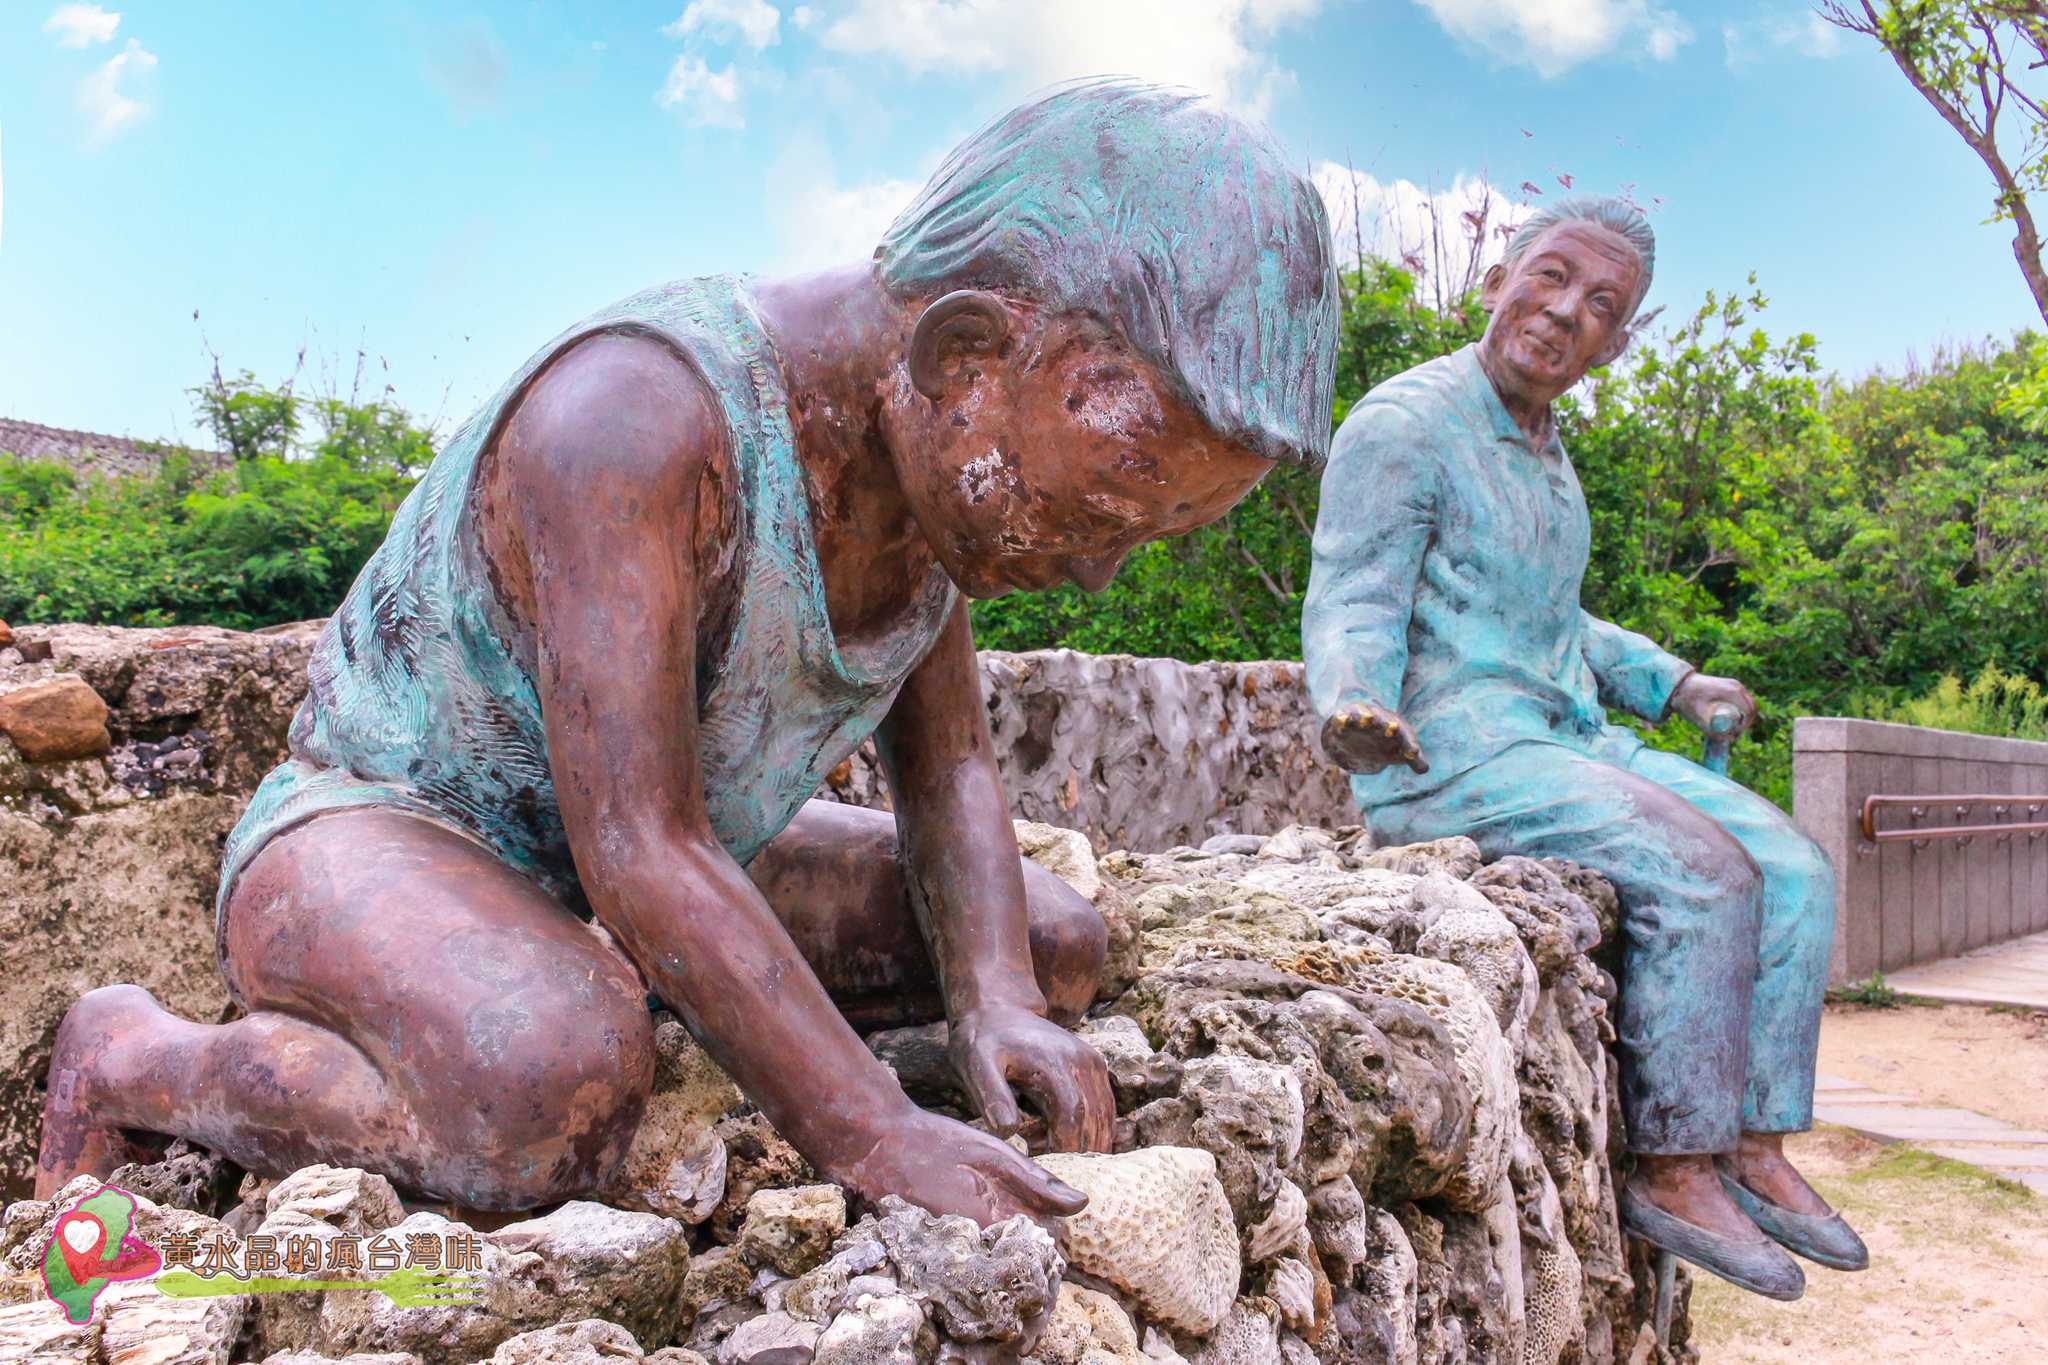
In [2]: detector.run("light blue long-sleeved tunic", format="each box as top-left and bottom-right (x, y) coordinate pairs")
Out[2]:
(1303, 343), (1837, 1150)
(1302, 343), (1693, 805)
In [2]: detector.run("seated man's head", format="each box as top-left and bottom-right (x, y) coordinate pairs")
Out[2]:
(872, 77), (1338, 598)
(1478, 197), (1655, 408)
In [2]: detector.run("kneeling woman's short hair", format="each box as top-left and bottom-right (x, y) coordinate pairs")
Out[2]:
(876, 76), (1340, 470)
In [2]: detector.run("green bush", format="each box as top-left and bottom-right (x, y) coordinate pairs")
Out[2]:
(1863, 664), (2048, 741)
(0, 380), (425, 631)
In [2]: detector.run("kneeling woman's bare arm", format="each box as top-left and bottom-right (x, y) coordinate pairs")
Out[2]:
(876, 603), (1114, 1153)
(494, 331), (1084, 1223)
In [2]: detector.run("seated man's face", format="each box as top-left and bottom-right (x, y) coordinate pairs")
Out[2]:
(1480, 220), (1644, 401)
(893, 309), (1278, 600)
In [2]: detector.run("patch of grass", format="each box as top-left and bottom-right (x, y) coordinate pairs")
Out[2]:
(1827, 972), (1903, 1008)
(1845, 1144), (2038, 1207)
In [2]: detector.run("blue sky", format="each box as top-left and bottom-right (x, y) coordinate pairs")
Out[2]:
(1, 1), (2038, 446)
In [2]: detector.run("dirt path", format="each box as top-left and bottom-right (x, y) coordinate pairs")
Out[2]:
(1688, 1126), (2048, 1362)
(1817, 1000), (2048, 1133)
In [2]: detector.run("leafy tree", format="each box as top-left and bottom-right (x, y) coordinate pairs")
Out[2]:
(1821, 1), (2048, 322)
(195, 368), (301, 462)
(1568, 277), (1828, 650)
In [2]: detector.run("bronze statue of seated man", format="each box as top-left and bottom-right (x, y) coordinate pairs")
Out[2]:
(37, 78), (1340, 1226)
(1303, 198), (1865, 1299)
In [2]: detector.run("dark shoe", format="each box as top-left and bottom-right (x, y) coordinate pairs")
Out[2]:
(1619, 1176), (1806, 1300)
(1717, 1161), (1870, 1271)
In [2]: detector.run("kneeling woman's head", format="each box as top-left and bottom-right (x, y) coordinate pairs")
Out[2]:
(872, 77), (1338, 598)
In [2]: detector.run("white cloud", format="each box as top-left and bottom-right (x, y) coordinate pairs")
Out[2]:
(657, 55), (745, 128)
(1723, 12), (1844, 69)
(77, 37), (155, 144)
(656, 1), (780, 128)
(43, 3), (119, 49)
(1413, 0), (1693, 78)
(791, 5), (817, 29)
(816, 0), (1323, 115)
(427, 19), (509, 118)
(1313, 162), (1526, 303)
(1643, 10), (1693, 61)
(768, 135), (923, 272)
(665, 0), (782, 51)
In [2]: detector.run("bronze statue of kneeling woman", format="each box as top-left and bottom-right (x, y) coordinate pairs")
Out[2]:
(36, 78), (1340, 1225)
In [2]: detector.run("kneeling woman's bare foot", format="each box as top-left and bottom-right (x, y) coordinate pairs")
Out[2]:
(36, 984), (176, 1198)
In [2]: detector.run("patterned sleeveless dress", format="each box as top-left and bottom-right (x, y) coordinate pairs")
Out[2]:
(215, 275), (959, 969)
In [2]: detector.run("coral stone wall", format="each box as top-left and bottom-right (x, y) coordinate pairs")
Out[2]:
(0, 823), (1694, 1364)
(0, 624), (1689, 1365)
(0, 624), (1349, 1200)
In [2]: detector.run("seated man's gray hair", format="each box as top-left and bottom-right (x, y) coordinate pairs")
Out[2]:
(1501, 197), (1656, 321)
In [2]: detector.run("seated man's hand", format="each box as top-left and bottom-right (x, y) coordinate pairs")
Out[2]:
(1320, 702), (1429, 775)
(949, 1003), (1115, 1154)
(1670, 672), (1757, 735)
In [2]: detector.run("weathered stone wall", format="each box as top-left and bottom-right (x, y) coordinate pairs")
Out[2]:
(822, 648), (1356, 850)
(0, 624), (1351, 1200)
(1, 623), (321, 1205)
(0, 623), (1690, 1360)
(0, 823), (1693, 1364)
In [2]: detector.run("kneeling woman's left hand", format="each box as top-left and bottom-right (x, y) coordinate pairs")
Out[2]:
(949, 1002), (1116, 1154)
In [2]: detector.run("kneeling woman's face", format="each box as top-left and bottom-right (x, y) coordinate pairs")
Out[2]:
(887, 304), (1278, 600)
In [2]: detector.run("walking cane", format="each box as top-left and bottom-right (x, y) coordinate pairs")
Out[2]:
(1700, 701), (1745, 777)
(1653, 699), (1749, 1352)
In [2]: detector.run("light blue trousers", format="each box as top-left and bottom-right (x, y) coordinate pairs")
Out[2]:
(1366, 731), (1836, 1154)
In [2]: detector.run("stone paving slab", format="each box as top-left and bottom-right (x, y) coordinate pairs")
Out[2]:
(1807, 1089), (1919, 1107)
(1924, 1145), (2048, 1169)
(1886, 929), (2048, 1010)
(1814, 1072), (2046, 1194)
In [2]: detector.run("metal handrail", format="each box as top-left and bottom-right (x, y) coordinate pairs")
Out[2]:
(1859, 793), (2048, 844)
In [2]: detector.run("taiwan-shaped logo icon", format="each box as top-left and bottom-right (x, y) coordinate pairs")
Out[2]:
(41, 1185), (162, 1324)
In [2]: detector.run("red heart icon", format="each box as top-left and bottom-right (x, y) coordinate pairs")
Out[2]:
(53, 1211), (105, 1286)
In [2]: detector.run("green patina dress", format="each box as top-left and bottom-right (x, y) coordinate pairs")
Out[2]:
(1302, 343), (1835, 1153)
(216, 276), (958, 975)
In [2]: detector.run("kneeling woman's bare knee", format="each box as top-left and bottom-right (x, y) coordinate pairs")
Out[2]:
(411, 978), (655, 1210)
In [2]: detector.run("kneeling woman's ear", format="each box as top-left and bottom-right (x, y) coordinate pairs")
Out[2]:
(909, 291), (1015, 403)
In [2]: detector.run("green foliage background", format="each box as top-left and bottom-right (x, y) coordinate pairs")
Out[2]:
(0, 373), (423, 632)
(5, 265), (2048, 809)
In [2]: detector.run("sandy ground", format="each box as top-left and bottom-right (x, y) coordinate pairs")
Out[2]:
(1688, 1128), (2048, 1363)
(1818, 1000), (2048, 1133)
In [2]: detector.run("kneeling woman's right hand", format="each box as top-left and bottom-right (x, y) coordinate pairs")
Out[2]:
(839, 1105), (1089, 1226)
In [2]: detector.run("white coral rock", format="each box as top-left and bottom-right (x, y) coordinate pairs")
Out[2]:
(1412, 873), (1538, 1056)
(1035, 1148), (1239, 1336)
(1243, 1180), (1307, 1264)
(1263, 1258), (1316, 1335)
(1347, 953), (1518, 1211)
(1181, 1301), (1282, 1365)
(1521, 1161), (1585, 1365)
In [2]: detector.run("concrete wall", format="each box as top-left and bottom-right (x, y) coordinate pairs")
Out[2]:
(1794, 716), (2048, 984)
